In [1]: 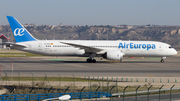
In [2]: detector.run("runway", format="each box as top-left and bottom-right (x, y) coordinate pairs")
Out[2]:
(0, 56), (179, 77)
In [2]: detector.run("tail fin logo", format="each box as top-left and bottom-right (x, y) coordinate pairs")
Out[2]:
(14, 28), (24, 36)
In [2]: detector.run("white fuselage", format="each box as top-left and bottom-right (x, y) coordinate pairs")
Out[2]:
(12, 40), (177, 57)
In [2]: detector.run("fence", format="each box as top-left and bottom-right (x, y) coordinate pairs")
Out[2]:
(85, 76), (179, 83)
(0, 73), (180, 101)
(0, 85), (179, 101)
(0, 73), (179, 87)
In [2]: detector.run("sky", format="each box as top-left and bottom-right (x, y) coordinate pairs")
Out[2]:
(1, 0), (180, 25)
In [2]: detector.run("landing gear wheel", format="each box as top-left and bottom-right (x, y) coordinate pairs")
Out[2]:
(92, 59), (96, 63)
(120, 59), (122, 63)
(86, 58), (96, 63)
(86, 58), (92, 63)
(161, 59), (164, 63)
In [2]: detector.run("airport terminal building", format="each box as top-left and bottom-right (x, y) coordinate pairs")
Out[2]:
(0, 34), (10, 49)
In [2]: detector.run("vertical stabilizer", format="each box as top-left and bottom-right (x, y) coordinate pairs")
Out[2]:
(6, 16), (37, 43)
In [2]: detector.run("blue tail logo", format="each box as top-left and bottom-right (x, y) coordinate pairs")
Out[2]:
(6, 16), (37, 43)
(14, 28), (25, 36)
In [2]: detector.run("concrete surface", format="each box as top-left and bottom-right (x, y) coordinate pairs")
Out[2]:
(0, 56), (179, 77)
(0, 56), (179, 87)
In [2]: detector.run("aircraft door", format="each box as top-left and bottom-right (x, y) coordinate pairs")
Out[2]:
(159, 44), (168, 55)
(159, 44), (163, 51)
(38, 43), (43, 51)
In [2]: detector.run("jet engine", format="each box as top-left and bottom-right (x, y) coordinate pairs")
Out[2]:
(103, 50), (124, 61)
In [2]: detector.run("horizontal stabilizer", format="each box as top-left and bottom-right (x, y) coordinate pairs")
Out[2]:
(6, 42), (27, 48)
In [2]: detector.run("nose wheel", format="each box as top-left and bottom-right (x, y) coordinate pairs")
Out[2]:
(160, 57), (166, 63)
(160, 59), (164, 63)
(86, 58), (96, 63)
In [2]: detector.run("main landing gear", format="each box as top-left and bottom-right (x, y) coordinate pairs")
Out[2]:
(86, 53), (96, 63)
(120, 59), (122, 63)
(86, 58), (96, 63)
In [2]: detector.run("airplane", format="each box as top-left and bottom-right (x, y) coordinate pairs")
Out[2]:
(6, 16), (177, 63)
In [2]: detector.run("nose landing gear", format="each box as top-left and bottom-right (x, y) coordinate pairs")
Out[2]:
(160, 59), (164, 63)
(160, 57), (166, 63)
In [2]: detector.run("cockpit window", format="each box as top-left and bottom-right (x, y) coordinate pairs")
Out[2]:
(169, 46), (172, 48)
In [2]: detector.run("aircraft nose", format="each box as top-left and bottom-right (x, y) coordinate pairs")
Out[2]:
(172, 49), (177, 55)
(168, 49), (177, 56)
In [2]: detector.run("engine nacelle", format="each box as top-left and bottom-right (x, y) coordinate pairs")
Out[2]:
(103, 50), (124, 61)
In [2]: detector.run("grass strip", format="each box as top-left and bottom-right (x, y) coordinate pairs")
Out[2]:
(0, 52), (43, 57)
(1, 77), (106, 82)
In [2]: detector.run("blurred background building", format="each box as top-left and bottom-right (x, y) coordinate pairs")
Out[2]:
(0, 34), (10, 49)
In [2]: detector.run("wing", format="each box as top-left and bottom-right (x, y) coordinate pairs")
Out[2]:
(60, 41), (106, 54)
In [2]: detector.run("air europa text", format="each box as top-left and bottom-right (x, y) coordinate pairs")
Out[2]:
(118, 43), (156, 50)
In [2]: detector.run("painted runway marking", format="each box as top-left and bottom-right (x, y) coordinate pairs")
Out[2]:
(147, 74), (153, 77)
